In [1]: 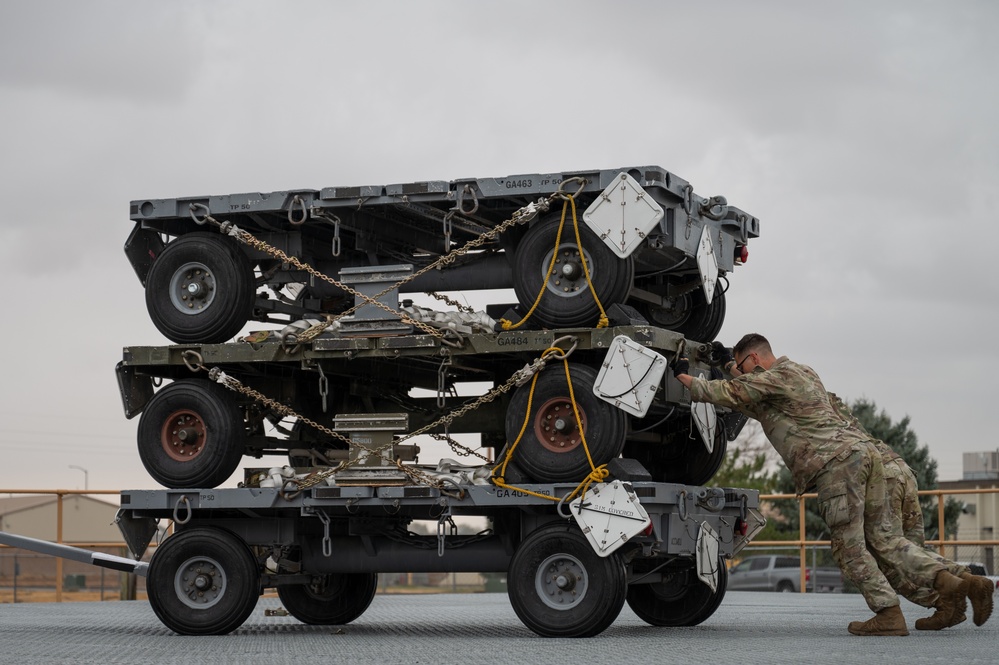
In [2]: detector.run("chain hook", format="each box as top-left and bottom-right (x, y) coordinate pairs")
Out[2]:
(172, 495), (192, 525)
(280, 331), (302, 356)
(331, 217), (341, 257)
(189, 202), (212, 225)
(315, 509), (332, 557)
(436, 501), (455, 557)
(181, 350), (205, 373)
(548, 335), (579, 360)
(555, 176), (587, 200)
(318, 364), (329, 413)
(442, 211), (453, 254)
(437, 354), (452, 408)
(457, 184), (479, 215)
(279, 478), (302, 501)
(288, 194), (309, 226)
(681, 184), (693, 215)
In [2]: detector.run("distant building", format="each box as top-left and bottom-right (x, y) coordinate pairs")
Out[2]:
(938, 451), (999, 575)
(962, 450), (999, 480)
(0, 495), (122, 543)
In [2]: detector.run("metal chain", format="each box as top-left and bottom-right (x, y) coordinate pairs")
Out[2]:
(189, 206), (444, 340)
(292, 193), (558, 342)
(395, 342), (572, 445)
(179, 351), (432, 489)
(430, 433), (491, 463)
(425, 291), (475, 314)
(177, 338), (576, 492)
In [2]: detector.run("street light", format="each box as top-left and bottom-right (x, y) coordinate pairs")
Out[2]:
(68, 465), (89, 491)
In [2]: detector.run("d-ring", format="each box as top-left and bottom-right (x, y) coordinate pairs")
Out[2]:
(172, 495), (192, 525)
(189, 202), (211, 225)
(288, 195), (308, 226)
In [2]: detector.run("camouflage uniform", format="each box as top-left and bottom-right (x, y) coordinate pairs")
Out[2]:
(690, 357), (948, 612)
(828, 393), (969, 608)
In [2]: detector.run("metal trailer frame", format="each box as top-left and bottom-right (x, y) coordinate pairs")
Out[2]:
(2, 478), (763, 637)
(125, 165), (759, 345)
(116, 325), (746, 489)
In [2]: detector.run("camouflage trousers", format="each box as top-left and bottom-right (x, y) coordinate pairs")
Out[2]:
(877, 458), (968, 609)
(813, 443), (944, 612)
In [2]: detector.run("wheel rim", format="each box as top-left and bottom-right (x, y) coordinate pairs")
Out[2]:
(303, 575), (346, 600)
(542, 243), (596, 299)
(168, 261), (218, 315)
(160, 409), (207, 462)
(645, 295), (692, 328)
(533, 397), (587, 454)
(649, 571), (691, 602)
(174, 555), (229, 610)
(536, 553), (589, 610)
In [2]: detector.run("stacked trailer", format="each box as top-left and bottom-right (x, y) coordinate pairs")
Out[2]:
(112, 479), (763, 637)
(1, 164), (768, 638)
(125, 165), (759, 345)
(108, 324), (766, 637)
(116, 326), (748, 492)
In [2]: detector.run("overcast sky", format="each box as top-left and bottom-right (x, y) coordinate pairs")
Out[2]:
(1, 0), (996, 491)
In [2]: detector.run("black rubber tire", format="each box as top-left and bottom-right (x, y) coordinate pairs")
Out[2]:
(145, 232), (256, 344)
(137, 379), (246, 489)
(626, 557), (728, 627)
(508, 522), (627, 637)
(642, 286), (726, 343)
(277, 573), (378, 625)
(146, 527), (260, 635)
(504, 363), (627, 483)
(776, 580), (795, 593)
(623, 413), (727, 486)
(512, 213), (634, 329)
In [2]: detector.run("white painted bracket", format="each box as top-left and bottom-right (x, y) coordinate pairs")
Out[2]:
(691, 401), (717, 454)
(696, 226), (719, 305)
(696, 521), (721, 592)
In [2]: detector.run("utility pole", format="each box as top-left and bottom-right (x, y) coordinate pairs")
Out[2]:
(68, 465), (88, 491)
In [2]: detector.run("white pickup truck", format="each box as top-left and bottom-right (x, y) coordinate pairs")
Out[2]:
(728, 554), (843, 593)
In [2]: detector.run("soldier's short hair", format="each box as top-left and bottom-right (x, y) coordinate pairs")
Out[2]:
(734, 333), (771, 358)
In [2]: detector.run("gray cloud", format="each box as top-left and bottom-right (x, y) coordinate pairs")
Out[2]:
(1, 0), (996, 487)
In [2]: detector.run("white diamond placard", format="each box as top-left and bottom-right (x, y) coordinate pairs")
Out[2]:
(569, 479), (652, 557)
(592, 335), (668, 417)
(583, 172), (665, 258)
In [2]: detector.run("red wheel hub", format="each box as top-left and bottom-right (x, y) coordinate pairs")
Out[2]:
(160, 409), (207, 462)
(533, 397), (587, 453)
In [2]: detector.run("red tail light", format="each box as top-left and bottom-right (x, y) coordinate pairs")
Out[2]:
(735, 518), (748, 536)
(735, 245), (749, 265)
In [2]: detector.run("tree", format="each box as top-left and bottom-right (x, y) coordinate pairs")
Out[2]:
(711, 421), (776, 491)
(849, 398), (962, 541)
(769, 398), (961, 543)
(713, 420), (790, 543)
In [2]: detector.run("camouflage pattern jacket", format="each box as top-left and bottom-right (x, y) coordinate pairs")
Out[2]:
(828, 392), (903, 469)
(689, 357), (867, 494)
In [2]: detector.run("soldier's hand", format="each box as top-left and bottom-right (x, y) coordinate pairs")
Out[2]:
(711, 341), (734, 366)
(672, 356), (690, 378)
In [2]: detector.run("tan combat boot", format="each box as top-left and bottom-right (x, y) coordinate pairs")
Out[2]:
(847, 605), (909, 636)
(914, 604), (967, 630)
(960, 572), (995, 626)
(924, 570), (969, 628)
